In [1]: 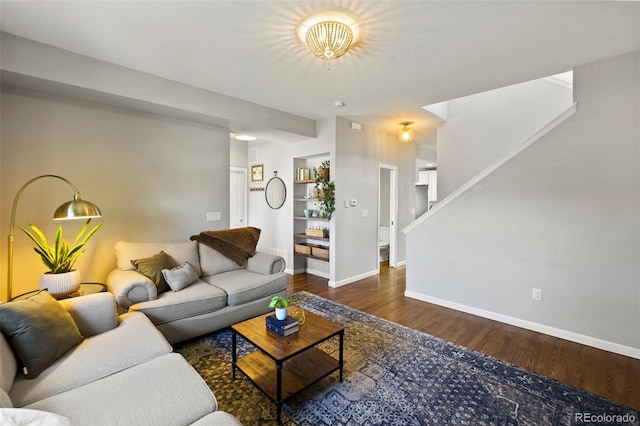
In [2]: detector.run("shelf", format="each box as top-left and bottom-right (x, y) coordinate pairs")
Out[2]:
(294, 179), (315, 184)
(294, 252), (329, 262)
(294, 233), (329, 242)
(294, 216), (329, 221)
(294, 198), (320, 202)
(236, 347), (339, 401)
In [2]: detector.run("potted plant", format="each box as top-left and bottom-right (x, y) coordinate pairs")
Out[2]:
(314, 160), (336, 219)
(268, 295), (290, 320)
(19, 218), (102, 296)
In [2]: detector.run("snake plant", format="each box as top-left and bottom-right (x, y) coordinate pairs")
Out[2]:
(19, 218), (102, 274)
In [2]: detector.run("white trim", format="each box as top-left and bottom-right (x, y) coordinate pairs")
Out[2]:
(307, 268), (330, 279)
(329, 269), (379, 288)
(379, 163), (398, 268)
(403, 103), (577, 234)
(404, 290), (640, 360)
(229, 167), (248, 229)
(284, 268), (295, 275)
(394, 260), (406, 268)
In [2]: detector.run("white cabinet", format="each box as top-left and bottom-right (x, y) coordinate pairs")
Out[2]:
(417, 170), (437, 201)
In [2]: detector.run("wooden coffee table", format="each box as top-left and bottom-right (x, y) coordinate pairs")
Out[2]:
(231, 311), (344, 424)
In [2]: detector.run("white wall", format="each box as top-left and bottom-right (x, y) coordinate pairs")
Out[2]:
(230, 139), (248, 168)
(437, 77), (573, 198)
(247, 119), (334, 275)
(1, 88), (230, 299)
(405, 51), (640, 357)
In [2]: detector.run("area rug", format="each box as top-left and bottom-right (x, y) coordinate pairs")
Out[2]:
(175, 292), (639, 425)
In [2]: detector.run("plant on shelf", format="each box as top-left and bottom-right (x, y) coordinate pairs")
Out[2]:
(269, 296), (290, 320)
(314, 160), (336, 219)
(19, 218), (102, 296)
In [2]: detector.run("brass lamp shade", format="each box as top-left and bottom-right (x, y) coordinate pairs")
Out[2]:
(54, 194), (102, 220)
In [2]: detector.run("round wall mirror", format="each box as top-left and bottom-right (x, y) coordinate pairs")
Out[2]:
(265, 175), (286, 209)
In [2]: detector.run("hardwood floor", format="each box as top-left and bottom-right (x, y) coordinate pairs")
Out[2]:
(286, 263), (640, 410)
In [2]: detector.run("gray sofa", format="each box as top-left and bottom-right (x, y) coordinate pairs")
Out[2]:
(0, 292), (241, 425)
(107, 241), (288, 344)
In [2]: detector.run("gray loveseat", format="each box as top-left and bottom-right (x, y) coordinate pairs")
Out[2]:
(0, 292), (241, 425)
(107, 240), (288, 344)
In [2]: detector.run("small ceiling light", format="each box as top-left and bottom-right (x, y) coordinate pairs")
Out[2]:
(333, 100), (345, 107)
(398, 122), (414, 143)
(305, 21), (354, 65)
(232, 134), (257, 141)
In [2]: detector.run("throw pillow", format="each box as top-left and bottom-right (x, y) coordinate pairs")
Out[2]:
(0, 291), (84, 379)
(162, 261), (199, 292)
(131, 251), (173, 294)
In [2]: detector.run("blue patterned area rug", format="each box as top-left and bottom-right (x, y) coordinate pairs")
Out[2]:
(175, 292), (638, 425)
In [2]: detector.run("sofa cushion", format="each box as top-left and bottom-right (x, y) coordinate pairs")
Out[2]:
(0, 333), (17, 397)
(129, 281), (227, 325)
(162, 261), (199, 292)
(9, 312), (171, 407)
(198, 243), (244, 276)
(115, 241), (201, 276)
(131, 251), (172, 294)
(23, 353), (217, 426)
(202, 270), (288, 306)
(0, 389), (12, 409)
(0, 292), (83, 379)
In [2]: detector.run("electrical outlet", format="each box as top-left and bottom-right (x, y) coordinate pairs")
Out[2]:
(531, 288), (542, 301)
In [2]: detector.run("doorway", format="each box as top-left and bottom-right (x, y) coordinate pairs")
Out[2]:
(230, 167), (247, 228)
(378, 164), (398, 269)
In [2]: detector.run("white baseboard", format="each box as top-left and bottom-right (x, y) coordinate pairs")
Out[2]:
(307, 268), (330, 279)
(404, 290), (640, 360)
(284, 268), (296, 275)
(394, 260), (407, 268)
(329, 269), (378, 288)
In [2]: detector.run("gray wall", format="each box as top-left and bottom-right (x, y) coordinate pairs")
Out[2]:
(334, 117), (416, 285)
(405, 51), (640, 355)
(1, 88), (230, 299)
(437, 76), (573, 198)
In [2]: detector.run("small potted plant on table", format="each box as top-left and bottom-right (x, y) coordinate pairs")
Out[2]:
(269, 296), (290, 320)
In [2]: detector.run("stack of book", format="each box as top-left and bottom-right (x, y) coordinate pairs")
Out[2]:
(266, 315), (299, 336)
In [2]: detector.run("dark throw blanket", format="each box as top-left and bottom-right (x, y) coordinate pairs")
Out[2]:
(190, 227), (261, 266)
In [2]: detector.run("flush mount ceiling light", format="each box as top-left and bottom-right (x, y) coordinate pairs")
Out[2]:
(398, 122), (415, 143)
(305, 21), (353, 61)
(298, 11), (359, 68)
(231, 133), (257, 141)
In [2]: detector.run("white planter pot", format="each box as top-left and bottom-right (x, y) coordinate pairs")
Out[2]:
(39, 270), (81, 297)
(275, 307), (287, 320)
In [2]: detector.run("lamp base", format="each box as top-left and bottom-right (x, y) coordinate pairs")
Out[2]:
(39, 270), (81, 297)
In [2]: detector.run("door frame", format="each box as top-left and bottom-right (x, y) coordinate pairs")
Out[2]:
(230, 167), (248, 229)
(378, 163), (398, 269)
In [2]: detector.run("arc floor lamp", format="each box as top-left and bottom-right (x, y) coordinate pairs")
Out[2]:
(6, 175), (102, 301)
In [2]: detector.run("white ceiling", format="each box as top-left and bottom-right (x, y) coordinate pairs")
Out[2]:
(1, 1), (639, 143)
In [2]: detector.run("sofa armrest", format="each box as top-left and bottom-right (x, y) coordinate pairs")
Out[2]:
(106, 269), (157, 311)
(246, 252), (286, 275)
(58, 292), (117, 338)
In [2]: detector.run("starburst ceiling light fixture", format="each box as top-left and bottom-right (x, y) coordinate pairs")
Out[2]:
(299, 12), (359, 69)
(398, 122), (415, 143)
(306, 21), (353, 61)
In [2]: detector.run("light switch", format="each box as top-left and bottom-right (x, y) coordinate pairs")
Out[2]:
(206, 212), (222, 221)
(361, 209), (368, 218)
(344, 199), (350, 208)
